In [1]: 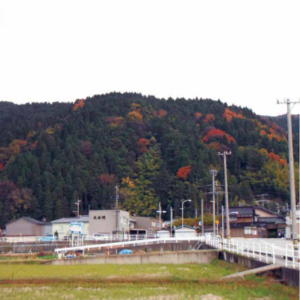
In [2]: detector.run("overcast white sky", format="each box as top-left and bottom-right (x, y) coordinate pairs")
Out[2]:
(0, 0), (299, 116)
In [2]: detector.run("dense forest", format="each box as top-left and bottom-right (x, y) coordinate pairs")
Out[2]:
(0, 93), (299, 227)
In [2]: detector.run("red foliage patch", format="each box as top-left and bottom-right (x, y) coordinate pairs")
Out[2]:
(137, 138), (150, 153)
(204, 114), (215, 123)
(156, 109), (168, 118)
(223, 108), (245, 122)
(202, 128), (236, 144)
(72, 99), (85, 111)
(268, 152), (287, 166)
(0, 162), (5, 170)
(177, 166), (192, 180)
(194, 112), (202, 119)
(99, 174), (116, 185)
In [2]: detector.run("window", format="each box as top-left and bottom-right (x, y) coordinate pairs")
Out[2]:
(98, 216), (101, 219)
(244, 227), (257, 235)
(93, 216), (97, 220)
(102, 216), (106, 220)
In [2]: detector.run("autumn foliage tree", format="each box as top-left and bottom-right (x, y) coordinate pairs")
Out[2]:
(177, 166), (192, 180)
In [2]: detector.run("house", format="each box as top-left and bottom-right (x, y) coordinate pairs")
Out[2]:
(89, 210), (130, 237)
(51, 215), (89, 239)
(175, 225), (197, 239)
(5, 217), (51, 242)
(130, 216), (161, 236)
(229, 206), (286, 238)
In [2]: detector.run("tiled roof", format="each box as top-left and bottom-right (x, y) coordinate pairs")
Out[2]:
(229, 207), (254, 217)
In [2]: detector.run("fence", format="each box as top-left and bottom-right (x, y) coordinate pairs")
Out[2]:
(203, 235), (300, 270)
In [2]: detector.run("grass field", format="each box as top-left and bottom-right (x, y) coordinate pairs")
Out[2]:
(0, 260), (298, 300)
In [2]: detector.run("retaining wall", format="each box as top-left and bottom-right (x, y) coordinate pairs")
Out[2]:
(51, 249), (219, 265)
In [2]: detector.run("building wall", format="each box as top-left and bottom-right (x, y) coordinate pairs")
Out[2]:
(52, 222), (89, 238)
(6, 219), (44, 236)
(230, 227), (267, 238)
(89, 210), (130, 236)
(131, 216), (160, 233)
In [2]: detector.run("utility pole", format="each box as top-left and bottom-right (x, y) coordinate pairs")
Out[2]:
(156, 202), (166, 230)
(115, 185), (119, 209)
(74, 199), (81, 217)
(221, 205), (225, 238)
(201, 198), (204, 235)
(218, 151), (231, 238)
(278, 99), (300, 247)
(210, 170), (218, 235)
(170, 206), (173, 236)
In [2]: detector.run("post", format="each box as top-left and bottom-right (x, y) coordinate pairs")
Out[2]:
(278, 99), (299, 247)
(201, 198), (204, 235)
(170, 206), (173, 229)
(156, 202), (166, 230)
(210, 169), (217, 235)
(221, 205), (224, 238)
(218, 151), (231, 238)
(115, 185), (119, 209)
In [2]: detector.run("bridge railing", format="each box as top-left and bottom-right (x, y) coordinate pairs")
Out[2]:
(203, 235), (300, 270)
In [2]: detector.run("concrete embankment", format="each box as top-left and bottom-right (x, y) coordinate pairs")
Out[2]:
(51, 249), (219, 265)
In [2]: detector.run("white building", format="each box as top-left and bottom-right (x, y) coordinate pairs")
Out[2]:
(51, 215), (89, 239)
(175, 226), (197, 239)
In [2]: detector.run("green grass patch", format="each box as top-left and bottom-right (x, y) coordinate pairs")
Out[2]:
(0, 260), (298, 299)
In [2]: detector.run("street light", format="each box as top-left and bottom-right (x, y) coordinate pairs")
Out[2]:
(181, 199), (192, 228)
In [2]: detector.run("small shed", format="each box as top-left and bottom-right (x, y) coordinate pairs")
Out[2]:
(175, 226), (197, 239)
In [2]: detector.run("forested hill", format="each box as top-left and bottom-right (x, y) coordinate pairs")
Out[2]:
(0, 93), (297, 227)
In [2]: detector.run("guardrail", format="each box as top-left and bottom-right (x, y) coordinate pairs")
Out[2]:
(203, 235), (300, 270)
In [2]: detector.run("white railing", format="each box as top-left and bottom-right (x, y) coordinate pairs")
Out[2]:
(54, 234), (300, 270)
(54, 236), (200, 257)
(203, 235), (300, 270)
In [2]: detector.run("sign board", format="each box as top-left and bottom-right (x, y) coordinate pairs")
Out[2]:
(69, 222), (83, 234)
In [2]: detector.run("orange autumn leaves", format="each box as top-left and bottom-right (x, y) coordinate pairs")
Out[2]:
(177, 165), (192, 180)
(223, 108), (245, 122)
(72, 99), (85, 111)
(202, 128), (236, 144)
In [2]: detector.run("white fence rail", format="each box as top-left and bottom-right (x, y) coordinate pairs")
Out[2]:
(203, 236), (300, 270)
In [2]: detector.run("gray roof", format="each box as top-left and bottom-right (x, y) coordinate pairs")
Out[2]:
(7, 216), (49, 226)
(229, 207), (254, 217)
(51, 215), (89, 224)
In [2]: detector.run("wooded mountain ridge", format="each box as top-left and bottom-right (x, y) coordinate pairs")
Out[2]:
(0, 93), (298, 227)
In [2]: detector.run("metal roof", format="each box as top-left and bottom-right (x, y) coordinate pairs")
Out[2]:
(51, 215), (89, 224)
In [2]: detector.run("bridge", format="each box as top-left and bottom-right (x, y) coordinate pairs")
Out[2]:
(54, 235), (300, 270)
